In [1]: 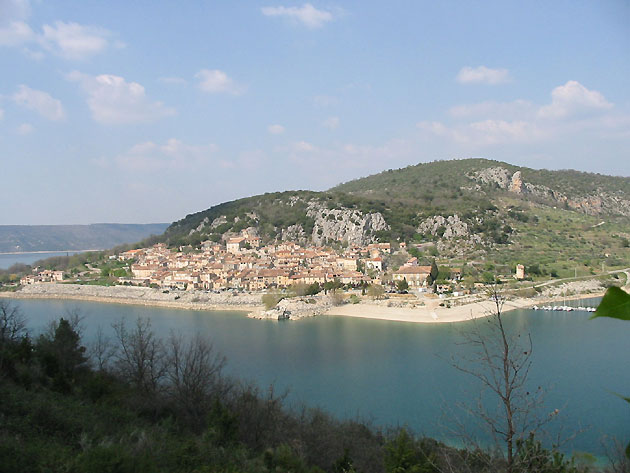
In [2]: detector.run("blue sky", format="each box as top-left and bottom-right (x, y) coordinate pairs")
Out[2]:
(2, 0), (629, 224)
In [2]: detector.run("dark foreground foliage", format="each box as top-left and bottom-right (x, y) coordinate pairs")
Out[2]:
(0, 300), (601, 472)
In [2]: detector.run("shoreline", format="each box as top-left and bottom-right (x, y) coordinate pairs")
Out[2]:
(324, 291), (606, 324)
(0, 284), (263, 316)
(1, 292), (260, 315)
(0, 283), (609, 323)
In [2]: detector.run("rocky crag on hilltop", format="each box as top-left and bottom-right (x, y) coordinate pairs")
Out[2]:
(468, 166), (630, 217)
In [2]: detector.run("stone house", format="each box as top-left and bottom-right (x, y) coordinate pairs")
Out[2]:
(392, 266), (432, 288)
(227, 237), (246, 254)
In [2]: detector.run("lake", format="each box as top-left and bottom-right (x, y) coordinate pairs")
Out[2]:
(0, 251), (85, 270)
(10, 297), (630, 457)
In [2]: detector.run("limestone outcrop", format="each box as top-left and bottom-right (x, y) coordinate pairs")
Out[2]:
(468, 167), (630, 216)
(509, 171), (523, 193)
(209, 216), (228, 229)
(307, 201), (390, 246)
(281, 224), (307, 242)
(418, 215), (469, 239)
(470, 167), (512, 189)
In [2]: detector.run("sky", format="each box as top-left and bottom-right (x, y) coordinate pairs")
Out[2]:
(1, 0), (629, 225)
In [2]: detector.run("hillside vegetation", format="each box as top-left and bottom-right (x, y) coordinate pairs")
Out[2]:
(332, 158), (630, 203)
(158, 159), (630, 279)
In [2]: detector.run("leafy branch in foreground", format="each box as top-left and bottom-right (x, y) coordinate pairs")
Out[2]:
(591, 286), (630, 321)
(592, 286), (630, 460)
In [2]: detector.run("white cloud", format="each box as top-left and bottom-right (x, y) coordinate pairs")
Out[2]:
(293, 140), (316, 152)
(16, 122), (33, 135)
(421, 80), (623, 149)
(22, 46), (43, 59)
(538, 80), (612, 119)
(456, 66), (510, 85)
(69, 71), (175, 124)
(0, 108), (4, 119)
(323, 116), (340, 130)
(39, 21), (111, 60)
(195, 69), (244, 95)
(0, 3), (116, 60)
(465, 120), (544, 145)
(0, 20), (33, 46)
(268, 124), (285, 134)
(416, 121), (450, 137)
(418, 119), (546, 146)
(113, 138), (217, 171)
(261, 3), (334, 29)
(13, 85), (65, 120)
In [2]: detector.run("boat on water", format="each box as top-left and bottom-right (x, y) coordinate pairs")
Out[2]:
(533, 305), (596, 312)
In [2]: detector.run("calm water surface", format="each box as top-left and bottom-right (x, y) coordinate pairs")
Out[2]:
(12, 297), (630, 456)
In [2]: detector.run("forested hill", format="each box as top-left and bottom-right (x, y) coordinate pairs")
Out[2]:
(333, 158), (630, 212)
(0, 223), (169, 253)
(162, 159), (630, 266)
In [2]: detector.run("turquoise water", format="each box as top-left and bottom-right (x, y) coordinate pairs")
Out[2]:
(0, 251), (84, 269)
(11, 297), (630, 456)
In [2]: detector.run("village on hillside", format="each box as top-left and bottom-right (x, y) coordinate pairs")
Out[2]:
(19, 227), (500, 296)
(116, 236), (446, 293)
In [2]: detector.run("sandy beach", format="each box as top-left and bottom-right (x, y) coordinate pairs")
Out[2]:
(326, 273), (627, 323)
(324, 292), (605, 323)
(0, 282), (611, 323)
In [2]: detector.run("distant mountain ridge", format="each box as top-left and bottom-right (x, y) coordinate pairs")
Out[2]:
(0, 223), (169, 253)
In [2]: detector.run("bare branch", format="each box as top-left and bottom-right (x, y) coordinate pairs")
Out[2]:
(165, 331), (227, 411)
(0, 300), (27, 345)
(88, 325), (115, 371)
(111, 317), (167, 396)
(449, 284), (554, 473)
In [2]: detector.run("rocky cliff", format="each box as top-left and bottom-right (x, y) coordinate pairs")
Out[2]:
(178, 194), (390, 247)
(306, 201), (389, 246)
(276, 199), (390, 246)
(468, 166), (630, 217)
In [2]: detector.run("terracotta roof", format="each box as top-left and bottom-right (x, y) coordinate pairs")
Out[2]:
(394, 265), (431, 275)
